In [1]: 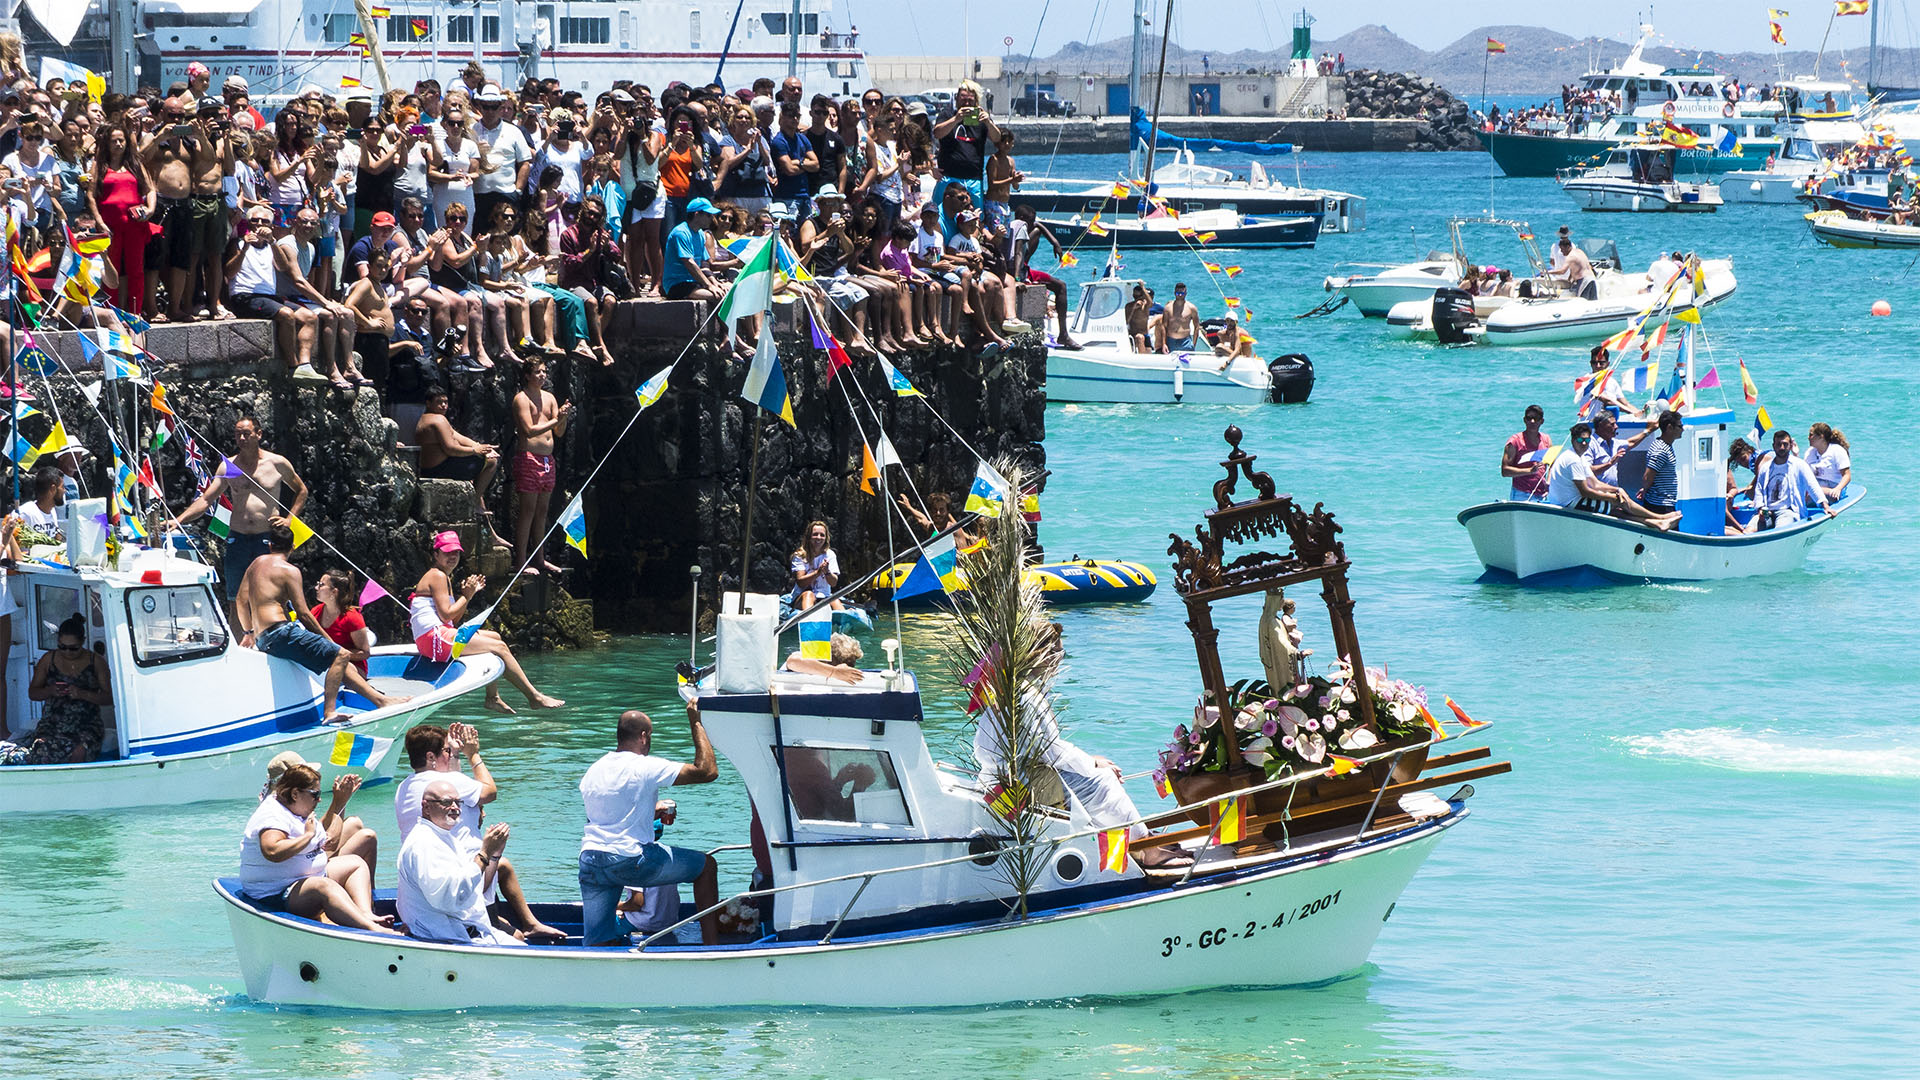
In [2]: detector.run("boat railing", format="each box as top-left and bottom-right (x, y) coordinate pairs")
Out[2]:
(637, 723), (1495, 951)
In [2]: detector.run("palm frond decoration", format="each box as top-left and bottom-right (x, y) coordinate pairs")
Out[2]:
(945, 456), (1056, 918)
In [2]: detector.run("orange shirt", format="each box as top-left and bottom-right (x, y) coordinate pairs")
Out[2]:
(660, 144), (698, 197)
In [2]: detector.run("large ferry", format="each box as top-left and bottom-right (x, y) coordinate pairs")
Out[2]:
(1479, 25), (1781, 178)
(138, 0), (868, 98)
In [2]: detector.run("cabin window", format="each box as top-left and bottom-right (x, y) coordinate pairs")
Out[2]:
(322, 13), (359, 43)
(558, 16), (611, 45)
(1082, 284), (1124, 321)
(779, 746), (911, 825)
(1697, 435), (1717, 464)
(125, 585), (229, 667)
(690, 11), (701, 49)
(34, 584), (82, 651)
(446, 15), (472, 42)
(760, 12), (787, 35)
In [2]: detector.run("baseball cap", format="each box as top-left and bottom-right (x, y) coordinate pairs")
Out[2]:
(223, 74), (248, 92)
(957, 209), (980, 224)
(197, 95), (223, 113)
(919, 204), (939, 216)
(610, 88), (634, 103)
(371, 211), (396, 227)
(431, 530), (465, 554)
(906, 101), (929, 117)
(684, 196), (719, 215)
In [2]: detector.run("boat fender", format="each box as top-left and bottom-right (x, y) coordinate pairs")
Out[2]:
(1173, 367), (1184, 400)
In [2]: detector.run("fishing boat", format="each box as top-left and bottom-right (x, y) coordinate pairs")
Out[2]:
(1043, 274), (1302, 404)
(215, 426), (1508, 1011)
(138, 0), (870, 101)
(0, 508), (501, 813)
(1016, 149), (1365, 234)
(1558, 143), (1724, 212)
(1479, 24), (1781, 177)
(1325, 217), (1542, 318)
(1805, 208), (1920, 247)
(870, 557), (1158, 608)
(1040, 207), (1320, 250)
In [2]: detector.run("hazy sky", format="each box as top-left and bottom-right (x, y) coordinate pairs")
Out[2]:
(837, 1), (1880, 58)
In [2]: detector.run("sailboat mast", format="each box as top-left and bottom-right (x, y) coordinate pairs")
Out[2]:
(1128, 0), (1147, 177)
(1869, 0), (1879, 93)
(1140, 0), (1174, 205)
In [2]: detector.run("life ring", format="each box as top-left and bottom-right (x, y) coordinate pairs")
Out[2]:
(1723, 102), (1735, 118)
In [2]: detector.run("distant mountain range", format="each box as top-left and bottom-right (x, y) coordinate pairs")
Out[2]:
(1012, 25), (1920, 97)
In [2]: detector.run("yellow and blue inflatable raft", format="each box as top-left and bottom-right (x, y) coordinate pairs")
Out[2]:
(869, 559), (1157, 608)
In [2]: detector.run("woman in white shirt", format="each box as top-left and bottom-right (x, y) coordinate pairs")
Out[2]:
(1805, 423), (1853, 501)
(239, 763), (396, 932)
(431, 105), (480, 227)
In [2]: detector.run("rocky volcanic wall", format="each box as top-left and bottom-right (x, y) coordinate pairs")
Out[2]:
(1338, 69), (1484, 151)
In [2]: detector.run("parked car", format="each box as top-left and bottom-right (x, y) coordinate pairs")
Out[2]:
(1011, 89), (1077, 117)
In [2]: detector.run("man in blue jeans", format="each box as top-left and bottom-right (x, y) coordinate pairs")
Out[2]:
(578, 704), (721, 945)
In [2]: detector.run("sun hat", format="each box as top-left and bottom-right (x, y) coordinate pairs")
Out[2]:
(474, 84), (506, 103)
(814, 184), (844, 201)
(431, 530), (464, 553)
(265, 750), (316, 782)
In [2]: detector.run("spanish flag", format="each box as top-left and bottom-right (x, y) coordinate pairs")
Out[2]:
(1210, 795), (1245, 845)
(1202, 261), (1222, 273)
(1109, 182), (1129, 200)
(370, 4), (390, 16)
(1097, 827), (1129, 873)
(1223, 265), (1243, 278)
(1486, 37), (1507, 53)
(1771, 19), (1787, 44)
(1444, 697), (1488, 729)
(349, 31), (367, 45)
(1738, 359), (1759, 404)
(1087, 219), (1109, 237)
(1835, 1), (1869, 15)
(1328, 753), (1360, 775)
(1058, 252), (1078, 267)
(1224, 296), (1241, 307)
(339, 75), (362, 89)
(1194, 231), (1217, 244)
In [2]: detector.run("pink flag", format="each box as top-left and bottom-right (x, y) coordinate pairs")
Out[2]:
(359, 579), (393, 607)
(1696, 366), (1721, 390)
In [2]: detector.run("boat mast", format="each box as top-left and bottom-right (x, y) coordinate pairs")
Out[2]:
(1869, 0), (1879, 93)
(1128, 0), (1146, 177)
(1140, 0), (1173, 204)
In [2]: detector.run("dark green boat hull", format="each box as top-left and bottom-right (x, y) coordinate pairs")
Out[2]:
(1479, 131), (1777, 178)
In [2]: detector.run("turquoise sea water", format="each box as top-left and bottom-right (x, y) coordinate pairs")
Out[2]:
(7, 152), (1920, 1077)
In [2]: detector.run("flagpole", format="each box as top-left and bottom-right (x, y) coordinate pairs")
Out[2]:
(735, 408), (762, 615)
(1481, 44), (1490, 116)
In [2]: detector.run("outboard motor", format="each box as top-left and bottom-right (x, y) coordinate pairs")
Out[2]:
(1267, 353), (1314, 403)
(1431, 287), (1478, 345)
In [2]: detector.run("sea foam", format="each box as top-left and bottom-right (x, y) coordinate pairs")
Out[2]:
(1618, 727), (1920, 779)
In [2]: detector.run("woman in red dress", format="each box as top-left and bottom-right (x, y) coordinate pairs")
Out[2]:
(87, 126), (156, 316)
(316, 569), (372, 675)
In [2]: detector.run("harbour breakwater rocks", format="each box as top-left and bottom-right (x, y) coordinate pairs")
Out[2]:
(24, 304), (1042, 642)
(1338, 69), (1484, 151)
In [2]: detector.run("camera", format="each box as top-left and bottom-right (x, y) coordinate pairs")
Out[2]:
(556, 122), (576, 138)
(435, 326), (464, 361)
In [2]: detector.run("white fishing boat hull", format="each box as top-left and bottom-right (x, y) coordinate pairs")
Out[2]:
(1561, 178), (1724, 212)
(1047, 343), (1272, 404)
(218, 805), (1462, 1011)
(1457, 492), (1861, 584)
(1382, 296), (1512, 341)
(1325, 259), (1464, 317)
(1718, 170), (1813, 204)
(1479, 262), (1736, 346)
(0, 648), (503, 814)
(1804, 210), (1920, 248)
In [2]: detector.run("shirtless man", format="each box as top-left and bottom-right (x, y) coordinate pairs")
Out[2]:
(1159, 282), (1201, 352)
(1547, 236), (1595, 301)
(141, 93), (235, 322)
(415, 387), (507, 546)
(171, 417), (309, 618)
(511, 358), (573, 575)
(236, 524), (404, 724)
(1125, 284), (1155, 352)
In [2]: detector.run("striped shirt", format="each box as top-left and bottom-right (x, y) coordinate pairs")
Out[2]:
(1642, 439), (1678, 507)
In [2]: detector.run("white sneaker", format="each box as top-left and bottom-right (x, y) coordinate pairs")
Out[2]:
(291, 364), (328, 381)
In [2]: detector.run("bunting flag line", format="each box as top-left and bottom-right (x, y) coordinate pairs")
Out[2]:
(963, 460), (1012, 515)
(1696, 365), (1721, 390)
(877, 353), (922, 398)
(1600, 326), (1635, 353)
(1836, 0), (1869, 14)
(1058, 252), (1078, 267)
(1444, 697), (1488, 729)
(1738, 359), (1759, 404)
(1109, 182), (1129, 199)
(1224, 296), (1242, 308)
(1210, 795), (1246, 845)
(1748, 405), (1774, 448)
(181, 435), (212, 490)
(1223, 265), (1243, 278)
(872, 432), (902, 470)
(447, 606), (495, 660)
(25, 421), (69, 468)
(740, 318), (796, 427)
(1177, 227), (1196, 237)
(14, 335), (58, 377)
(891, 529), (961, 602)
(150, 381), (175, 416)
(797, 603), (832, 660)
(558, 493), (587, 556)
(112, 306), (150, 334)
(1194, 231), (1217, 244)
(634, 363), (672, 409)
(148, 414), (175, 451)
(340, 75), (362, 89)
(1088, 220), (1109, 237)
(1, 434), (32, 463)
(859, 442), (880, 494)
(808, 313), (853, 383)
(207, 495), (233, 540)
(410, 16), (431, 36)
(287, 515), (316, 549)
(985, 780), (1029, 821)
(359, 579), (393, 608)
(348, 32), (367, 45)
(1098, 827), (1130, 873)
(329, 730), (394, 769)
(219, 455), (246, 479)
(1202, 262), (1223, 273)
(369, 4), (390, 16)
(715, 236), (776, 339)
(1672, 307), (1702, 324)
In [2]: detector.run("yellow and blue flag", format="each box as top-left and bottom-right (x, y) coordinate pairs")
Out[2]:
(877, 353), (922, 398)
(329, 730), (395, 768)
(634, 363), (672, 409)
(963, 460), (1011, 516)
(797, 603), (832, 660)
(892, 529), (960, 602)
(558, 493), (587, 557)
(740, 319), (795, 427)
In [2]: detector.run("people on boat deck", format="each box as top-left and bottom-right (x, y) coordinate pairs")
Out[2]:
(789, 520), (841, 612)
(1644, 250), (1687, 294)
(397, 778), (524, 946)
(1637, 410), (1684, 515)
(1744, 429), (1835, 532)
(263, 750), (379, 880)
(394, 722), (565, 943)
(973, 621), (1191, 870)
(1125, 284), (1155, 352)
(14, 466), (64, 539)
(1547, 225), (1572, 272)
(1804, 423), (1853, 501)
(1585, 347), (1645, 419)
(409, 530), (565, 713)
(19, 614), (109, 764)
(238, 762), (397, 934)
(1211, 315), (1254, 369)
(1160, 283), (1201, 352)
(1586, 410), (1653, 485)
(1726, 438), (1757, 531)
(1544, 423), (1681, 531)
(578, 705), (723, 946)
(784, 632), (864, 684)
(236, 524), (406, 724)
(1546, 236), (1596, 300)
(171, 417), (311, 619)
(1500, 405), (1554, 502)
(315, 569), (371, 675)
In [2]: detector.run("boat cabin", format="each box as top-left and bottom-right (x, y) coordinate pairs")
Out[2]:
(1606, 407), (1736, 535)
(1065, 276), (1149, 351)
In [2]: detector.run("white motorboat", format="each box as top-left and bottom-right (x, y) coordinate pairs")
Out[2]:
(217, 429), (1509, 1011)
(1017, 150), (1366, 233)
(1805, 209), (1920, 248)
(1479, 257), (1737, 347)
(1325, 217), (1543, 317)
(0, 505), (503, 813)
(1460, 408), (1862, 583)
(1718, 86), (1865, 204)
(1046, 275), (1286, 404)
(1559, 144), (1725, 212)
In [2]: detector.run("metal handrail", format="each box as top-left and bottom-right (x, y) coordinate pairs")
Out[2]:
(634, 722), (1494, 950)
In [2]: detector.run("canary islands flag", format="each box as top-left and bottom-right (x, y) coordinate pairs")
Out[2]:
(715, 235), (776, 339)
(558, 492), (587, 556)
(963, 460), (1011, 516)
(740, 318), (796, 427)
(797, 603), (832, 660)
(635, 363), (672, 409)
(329, 730), (394, 769)
(877, 353), (922, 398)
(891, 529), (960, 602)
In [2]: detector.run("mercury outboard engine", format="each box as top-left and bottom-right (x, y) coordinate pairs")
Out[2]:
(1431, 287), (1478, 345)
(1267, 353), (1314, 403)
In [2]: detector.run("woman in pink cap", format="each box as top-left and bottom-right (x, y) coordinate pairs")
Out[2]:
(409, 530), (564, 713)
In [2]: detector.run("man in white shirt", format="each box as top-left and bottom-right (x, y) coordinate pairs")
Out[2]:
(1545, 423), (1680, 529)
(396, 722), (564, 942)
(1583, 410), (1652, 486)
(396, 779), (524, 945)
(472, 85), (532, 233)
(577, 705), (720, 946)
(1747, 428), (1834, 531)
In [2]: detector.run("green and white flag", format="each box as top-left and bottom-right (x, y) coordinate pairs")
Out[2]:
(714, 236), (776, 341)
(208, 498), (232, 540)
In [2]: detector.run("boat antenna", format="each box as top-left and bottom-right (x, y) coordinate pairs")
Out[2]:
(1140, 0), (1175, 215)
